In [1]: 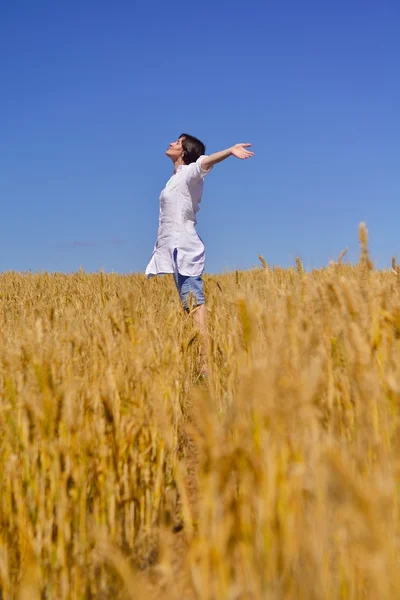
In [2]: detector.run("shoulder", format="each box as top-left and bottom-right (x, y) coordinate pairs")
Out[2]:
(184, 156), (212, 185)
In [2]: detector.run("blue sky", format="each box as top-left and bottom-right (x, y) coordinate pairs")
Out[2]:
(1, 1), (399, 273)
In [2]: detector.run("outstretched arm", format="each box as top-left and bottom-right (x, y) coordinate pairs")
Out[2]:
(201, 143), (254, 171)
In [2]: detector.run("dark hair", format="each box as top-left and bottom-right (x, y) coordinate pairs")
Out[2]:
(179, 133), (206, 165)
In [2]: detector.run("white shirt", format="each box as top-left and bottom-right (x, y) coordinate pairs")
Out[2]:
(145, 155), (212, 278)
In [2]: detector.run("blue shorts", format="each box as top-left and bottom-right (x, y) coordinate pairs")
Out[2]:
(173, 271), (205, 311)
(172, 250), (205, 311)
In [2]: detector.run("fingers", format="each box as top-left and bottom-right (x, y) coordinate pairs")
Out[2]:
(232, 144), (254, 159)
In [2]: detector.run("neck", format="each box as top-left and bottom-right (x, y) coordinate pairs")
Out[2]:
(173, 156), (185, 173)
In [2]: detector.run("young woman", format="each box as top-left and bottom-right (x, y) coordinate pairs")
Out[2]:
(145, 134), (254, 374)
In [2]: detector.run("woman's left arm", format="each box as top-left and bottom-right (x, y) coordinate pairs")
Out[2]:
(201, 143), (254, 170)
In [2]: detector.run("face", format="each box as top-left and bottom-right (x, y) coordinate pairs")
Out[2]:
(166, 137), (185, 160)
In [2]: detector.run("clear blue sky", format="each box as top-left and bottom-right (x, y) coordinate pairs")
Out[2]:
(1, 1), (399, 273)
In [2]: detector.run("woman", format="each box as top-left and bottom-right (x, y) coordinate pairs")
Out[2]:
(145, 134), (254, 374)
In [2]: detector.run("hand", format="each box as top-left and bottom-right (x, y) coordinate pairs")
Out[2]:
(230, 143), (254, 160)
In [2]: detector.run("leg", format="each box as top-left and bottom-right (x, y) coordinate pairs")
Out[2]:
(189, 303), (209, 377)
(191, 303), (206, 336)
(174, 270), (209, 377)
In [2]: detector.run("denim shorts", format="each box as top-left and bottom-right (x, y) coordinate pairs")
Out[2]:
(173, 271), (205, 311)
(172, 249), (205, 310)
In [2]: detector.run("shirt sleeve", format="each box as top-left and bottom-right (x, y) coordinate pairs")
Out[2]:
(185, 155), (213, 188)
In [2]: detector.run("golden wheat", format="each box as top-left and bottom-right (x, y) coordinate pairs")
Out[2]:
(0, 226), (399, 598)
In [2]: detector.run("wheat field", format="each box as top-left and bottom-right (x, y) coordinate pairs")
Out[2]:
(1, 225), (400, 599)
